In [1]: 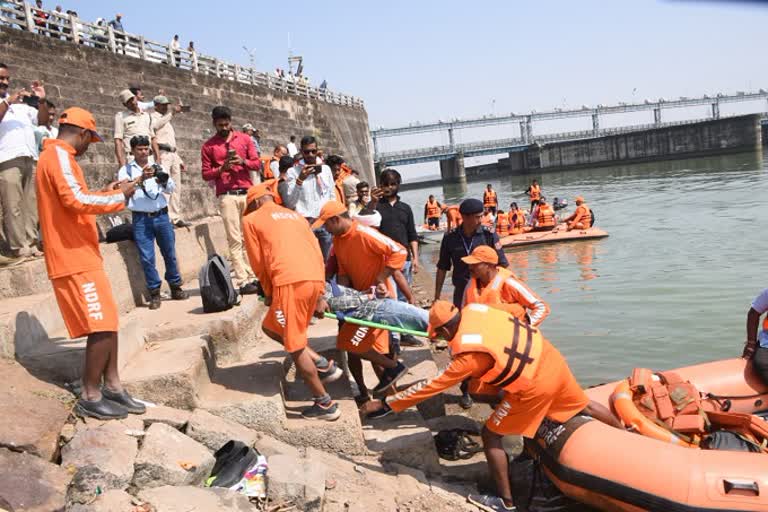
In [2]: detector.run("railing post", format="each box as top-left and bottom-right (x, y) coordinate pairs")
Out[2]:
(192, 54), (198, 73)
(214, 59), (221, 78)
(139, 36), (147, 60)
(69, 13), (79, 44)
(251, 68), (257, 86)
(23, 2), (34, 32)
(107, 26), (116, 53)
(234, 64), (241, 82)
(166, 44), (174, 66)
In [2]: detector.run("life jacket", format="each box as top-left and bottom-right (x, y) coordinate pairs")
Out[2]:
(481, 212), (494, 227)
(529, 184), (541, 201)
(333, 163), (354, 205)
(447, 206), (462, 227)
(483, 190), (497, 208)
(537, 204), (555, 227)
(464, 267), (527, 321)
(575, 204), (591, 227)
(260, 156), (276, 180)
(510, 209), (525, 229)
(448, 303), (543, 394)
(426, 200), (441, 219)
(495, 213), (510, 237)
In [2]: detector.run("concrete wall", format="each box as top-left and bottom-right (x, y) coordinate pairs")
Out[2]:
(0, 28), (374, 224)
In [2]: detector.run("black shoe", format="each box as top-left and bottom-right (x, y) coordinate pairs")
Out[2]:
(301, 400), (341, 421)
(366, 401), (393, 420)
(239, 282), (260, 295)
(459, 393), (474, 410)
(102, 387), (147, 414)
(316, 359), (343, 384)
(210, 445), (258, 488)
(372, 361), (408, 398)
(354, 393), (372, 407)
(74, 396), (129, 420)
(148, 288), (161, 310)
(211, 440), (248, 477)
(399, 334), (424, 347)
(170, 285), (188, 301)
(174, 220), (191, 228)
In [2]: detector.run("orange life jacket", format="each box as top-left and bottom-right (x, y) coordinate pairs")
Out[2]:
(529, 184), (541, 201)
(496, 213), (510, 237)
(510, 209), (525, 229)
(260, 156), (276, 180)
(537, 204), (555, 227)
(464, 267), (526, 321)
(573, 203), (591, 227)
(446, 206), (462, 228)
(425, 200), (441, 219)
(334, 164), (353, 205)
(481, 212), (493, 227)
(483, 190), (498, 208)
(448, 303), (543, 394)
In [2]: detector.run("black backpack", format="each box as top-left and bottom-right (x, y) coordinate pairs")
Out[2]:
(589, 208), (595, 227)
(199, 254), (239, 313)
(105, 223), (134, 243)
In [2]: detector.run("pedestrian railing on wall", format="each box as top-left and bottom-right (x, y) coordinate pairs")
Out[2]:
(0, 1), (365, 109)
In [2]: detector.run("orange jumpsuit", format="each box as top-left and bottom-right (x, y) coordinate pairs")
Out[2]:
(243, 201), (325, 353)
(389, 304), (588, 438)
(333, 221), (407, 354)
(37, 139), (126, 338)
(463, 267), (550, 326)
(446, 205), (462, 230)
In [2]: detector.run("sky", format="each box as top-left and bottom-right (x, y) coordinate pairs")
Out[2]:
(52, 0), (768, 175)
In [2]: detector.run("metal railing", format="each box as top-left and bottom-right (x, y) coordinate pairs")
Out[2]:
(0, 1), (364, 109)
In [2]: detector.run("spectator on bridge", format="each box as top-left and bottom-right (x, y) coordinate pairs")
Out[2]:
(201, 105), (261, 294)
(34, 99), (57, 155)
(47, 5), (63, 39)
(287, 135), (298, 157)
(151, 95), (189, 228)
(92, 18), (108, 50)
(283, 135), (335, 261)
(0, 65), (48, 264)
(114, 89), (159, 168)
(118, 135), (187, 309)
(33, 0), (48, 36)
(108, 13), (126, 54)
(170, 35), (181, 67)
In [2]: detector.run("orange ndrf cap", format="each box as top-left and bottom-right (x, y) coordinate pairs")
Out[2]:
(427, 300), (460, 338)
(575, 195), (584, 203)
(58, 107), (103, 143)
(311, 200), (347, 229)
(461, 245), (499, 266)
(246, 180), (276, 205)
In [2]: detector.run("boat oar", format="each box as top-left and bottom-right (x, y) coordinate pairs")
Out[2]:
(256, 296), (429, 338)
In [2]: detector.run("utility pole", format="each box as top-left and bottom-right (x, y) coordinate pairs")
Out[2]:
(242, 46), (256, 69)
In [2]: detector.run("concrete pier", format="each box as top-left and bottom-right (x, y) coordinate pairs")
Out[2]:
(439, 152), (466, 183)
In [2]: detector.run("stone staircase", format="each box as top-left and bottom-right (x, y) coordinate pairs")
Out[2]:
(0, 218), (487, 482)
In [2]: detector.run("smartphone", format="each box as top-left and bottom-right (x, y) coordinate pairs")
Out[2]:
(180, 105), (191, 113)
(227, 149), (237, 159)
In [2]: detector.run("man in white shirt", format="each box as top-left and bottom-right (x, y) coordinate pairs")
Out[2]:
(170, 35), (181, 67)
(286, 135), (298, 158)
(744, 289), (768, 385)
(0, 64), (48, 262)
(150, 95), (188, 227)
(283, 135), (334, 260)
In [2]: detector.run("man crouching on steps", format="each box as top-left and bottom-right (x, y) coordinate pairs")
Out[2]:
(242, 180), (343, 421)
(364, 302), (622, 512)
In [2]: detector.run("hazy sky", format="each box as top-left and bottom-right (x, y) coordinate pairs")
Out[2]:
(51, 0), (768, 174)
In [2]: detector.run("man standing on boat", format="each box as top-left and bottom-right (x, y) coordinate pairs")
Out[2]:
(483, 184), (498, 215)
(364, 302), (621, 512)
(744, 289), (768, 385)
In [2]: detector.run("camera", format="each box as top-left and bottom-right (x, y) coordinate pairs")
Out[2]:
(152, 164), (170, 186)
(21, 95), (40, 109)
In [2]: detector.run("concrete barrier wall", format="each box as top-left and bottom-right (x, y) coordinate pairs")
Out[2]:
(0, 28), (374, 224)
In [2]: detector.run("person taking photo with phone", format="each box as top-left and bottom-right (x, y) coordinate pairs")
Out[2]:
(201, 106), (262, 295)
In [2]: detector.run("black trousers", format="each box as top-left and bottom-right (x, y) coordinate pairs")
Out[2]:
(753, 347), (768, 386)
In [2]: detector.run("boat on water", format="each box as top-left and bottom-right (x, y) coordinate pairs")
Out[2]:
(531, 358), (768, 512)
(501, 227), (609, 249)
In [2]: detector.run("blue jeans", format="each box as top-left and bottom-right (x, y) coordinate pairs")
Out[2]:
(313, 226), (333, 262)
(367, 299), (428, 332)
(132, 211), (182, 291)
(396, 260), (413, 302)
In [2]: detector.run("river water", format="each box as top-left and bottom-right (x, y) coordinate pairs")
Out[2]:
(399, 151), (767, 386)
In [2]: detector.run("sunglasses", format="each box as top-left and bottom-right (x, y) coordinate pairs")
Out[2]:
(302, 148), (318, 155)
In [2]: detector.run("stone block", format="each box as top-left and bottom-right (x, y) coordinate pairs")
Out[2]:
(61, 423), (139, 504)
(268, 453), (327, 512)
(0, 360), (72, 461)
(362, 409), (441, 475)
(0, 447), (71, 512)
(138, 486), (252, 512)
(67, 489), (135, 512)
(138, 405), (192, 430)
(185, 408), (258, 452)
(253, 432), (301, 459)
(133, 422), (215, 489)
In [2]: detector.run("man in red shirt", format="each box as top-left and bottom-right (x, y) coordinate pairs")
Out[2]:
(201, 106), (262, 294)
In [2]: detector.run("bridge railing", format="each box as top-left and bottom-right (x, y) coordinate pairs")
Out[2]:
(0, 1), (364, 109)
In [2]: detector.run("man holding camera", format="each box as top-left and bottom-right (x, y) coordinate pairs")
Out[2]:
(118, 135), (187, 310)
(0, 64), (48, 264)
(150, 95), (189, 228)
(201, 106), (261, 294)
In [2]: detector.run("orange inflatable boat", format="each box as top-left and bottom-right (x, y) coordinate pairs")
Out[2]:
(501, 227), (608, 249)
(530, 358), (768, 511)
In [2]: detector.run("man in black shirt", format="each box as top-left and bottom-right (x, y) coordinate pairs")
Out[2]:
(374, 168), (421, 347)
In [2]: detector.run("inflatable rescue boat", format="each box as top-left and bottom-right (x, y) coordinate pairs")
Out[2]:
(531, 358), (768, 512)
(501, 227), (608, 249)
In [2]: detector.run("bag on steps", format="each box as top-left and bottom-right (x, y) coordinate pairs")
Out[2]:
(199, 254), (239, 313)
